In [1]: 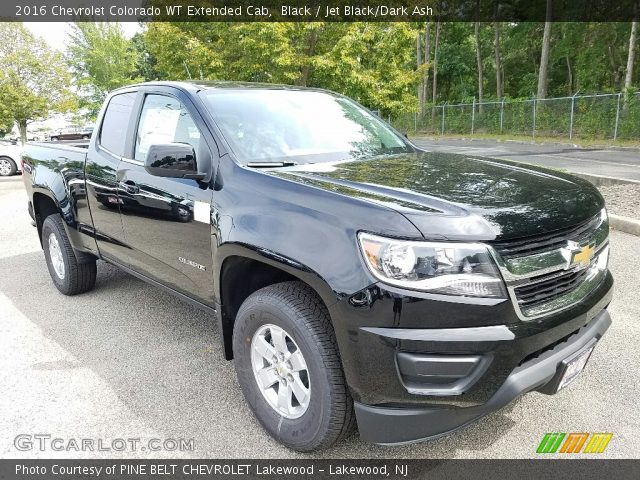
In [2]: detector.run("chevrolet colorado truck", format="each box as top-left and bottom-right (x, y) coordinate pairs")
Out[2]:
(22, 82), (613, 452)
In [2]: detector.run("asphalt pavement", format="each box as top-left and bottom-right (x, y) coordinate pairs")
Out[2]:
(1, 174), (639, 459)
(412, 137), (640, 181)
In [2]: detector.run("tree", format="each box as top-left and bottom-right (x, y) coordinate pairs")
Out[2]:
(67, 22), (142, 117)
(431, 21), (441, 119)
(423, 23), (431, 111)
(317, 23), (419, 116)
(143, 23), (216, 80)
(494, 22), (503, 99)
(537, 0), (554, 98)
(131, 32), (161, 81)
(416, 31), (422, 108)
(625, 21), (638, 92)
(134, 20), (636, 116)
(475, 21), (484, 109)
(0, 82), (16, 135)
(142, 23), (418, 117)
(414, 23), (432, 114)
(0, 23), (75, 144)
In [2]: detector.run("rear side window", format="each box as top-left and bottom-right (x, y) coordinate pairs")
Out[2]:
(99, 92), (136, 156)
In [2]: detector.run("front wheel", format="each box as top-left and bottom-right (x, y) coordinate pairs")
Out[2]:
(232, 281), (355, 452)
(42, 214), (97, 295)
(0, 156), (17, 176)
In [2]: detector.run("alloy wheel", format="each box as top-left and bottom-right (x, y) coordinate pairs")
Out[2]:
(48, 232), (65, 280)
(0, 159), (12, 176)
(250, 324), (311, 419)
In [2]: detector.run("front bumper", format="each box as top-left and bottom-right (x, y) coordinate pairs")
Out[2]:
(355, 308), (611, 444)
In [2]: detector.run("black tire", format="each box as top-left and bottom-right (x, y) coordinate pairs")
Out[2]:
(42, 214), (97, 295)
(232, 281), (355, 452)
(50, 136), (59, 142)
(0, 156), (17, 176)
(82, 135), (90, 140)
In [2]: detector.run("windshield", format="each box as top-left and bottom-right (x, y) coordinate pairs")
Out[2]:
(200, 88), (412, 164)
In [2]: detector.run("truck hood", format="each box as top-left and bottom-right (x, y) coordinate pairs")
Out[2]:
(269, 152), (604, 241)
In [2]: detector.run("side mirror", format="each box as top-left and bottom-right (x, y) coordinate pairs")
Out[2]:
(144, 143), (205, 180)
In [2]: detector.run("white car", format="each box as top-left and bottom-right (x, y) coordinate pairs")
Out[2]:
(0, 140), (22, 176)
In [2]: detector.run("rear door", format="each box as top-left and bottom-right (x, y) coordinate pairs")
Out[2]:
(117, 89), (216, 305)
(85, 91), (137, 262)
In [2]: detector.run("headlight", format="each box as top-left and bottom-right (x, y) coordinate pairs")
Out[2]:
(358, 233), (506, 298)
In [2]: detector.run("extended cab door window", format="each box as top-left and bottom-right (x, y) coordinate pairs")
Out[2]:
(99, 92), (136, 157)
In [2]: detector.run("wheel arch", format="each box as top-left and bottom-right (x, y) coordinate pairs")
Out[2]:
(0, 154), (17, 163)
(32, 190), (60, 243)
(215, 244), (339, 360)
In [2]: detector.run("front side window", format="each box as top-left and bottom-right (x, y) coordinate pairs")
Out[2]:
(134, 94), (201, 162)
(200, 89), (412, 164)
(99, 92), (136, 156)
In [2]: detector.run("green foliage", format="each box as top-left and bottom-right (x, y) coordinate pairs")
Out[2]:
(67, 22), (142, 117)
(0, 83), (15, 135)
(0, 23), (75, 143)
(314, 23), (419, 115)
(3, 20), (638, 142)
(142, 22), (420, 117)
(140, 21), (638, 111)
(131, 32), (161, 81)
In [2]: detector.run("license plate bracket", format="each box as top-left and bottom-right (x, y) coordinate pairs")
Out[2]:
(551, 341), (597, 393)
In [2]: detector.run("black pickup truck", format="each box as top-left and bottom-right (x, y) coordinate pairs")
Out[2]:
(22, 81), (613, 452)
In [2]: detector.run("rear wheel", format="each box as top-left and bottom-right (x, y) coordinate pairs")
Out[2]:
(50, 136), (59, 142)
(0, 156), (17, 176)
(233, 281), (355, 451)
(42, 214), (96, 295)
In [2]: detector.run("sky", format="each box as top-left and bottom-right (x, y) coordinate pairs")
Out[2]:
(24, 22), (141, 52)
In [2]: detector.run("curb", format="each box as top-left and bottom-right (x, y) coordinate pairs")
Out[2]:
(572, 172), (640, 187)
(410, 135), (640, 152)
(609, 214), (640, 237)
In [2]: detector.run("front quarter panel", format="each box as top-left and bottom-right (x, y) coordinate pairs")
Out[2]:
(211, 159), (424, 306)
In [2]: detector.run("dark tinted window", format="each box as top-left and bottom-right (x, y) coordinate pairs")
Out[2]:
(99, 92), (136, 156)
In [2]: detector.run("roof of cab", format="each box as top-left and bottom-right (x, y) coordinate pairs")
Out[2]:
(115, 80), (330, 95)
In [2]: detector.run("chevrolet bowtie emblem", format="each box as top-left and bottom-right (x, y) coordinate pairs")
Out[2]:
(570, 242), (595, 268)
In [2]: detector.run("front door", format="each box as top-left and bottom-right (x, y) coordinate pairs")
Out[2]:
(117, 93), (215, 305)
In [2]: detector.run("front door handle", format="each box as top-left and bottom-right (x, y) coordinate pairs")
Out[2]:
(120, 180), (139, 195)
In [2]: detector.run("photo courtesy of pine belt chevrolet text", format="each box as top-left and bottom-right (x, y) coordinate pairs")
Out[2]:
(20, 81), (613, 452)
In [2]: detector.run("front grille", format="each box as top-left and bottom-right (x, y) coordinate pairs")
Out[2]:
(492, 214), (600, 258)
(514, 267), (591, 309)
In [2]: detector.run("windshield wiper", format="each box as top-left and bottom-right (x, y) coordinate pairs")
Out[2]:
(245, 161), (298, 168)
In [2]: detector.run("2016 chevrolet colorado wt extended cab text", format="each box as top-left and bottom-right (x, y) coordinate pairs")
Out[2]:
(22, 82), (613, 451)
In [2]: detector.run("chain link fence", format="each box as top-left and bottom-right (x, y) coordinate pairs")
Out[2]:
(392, 92), (640, 142)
